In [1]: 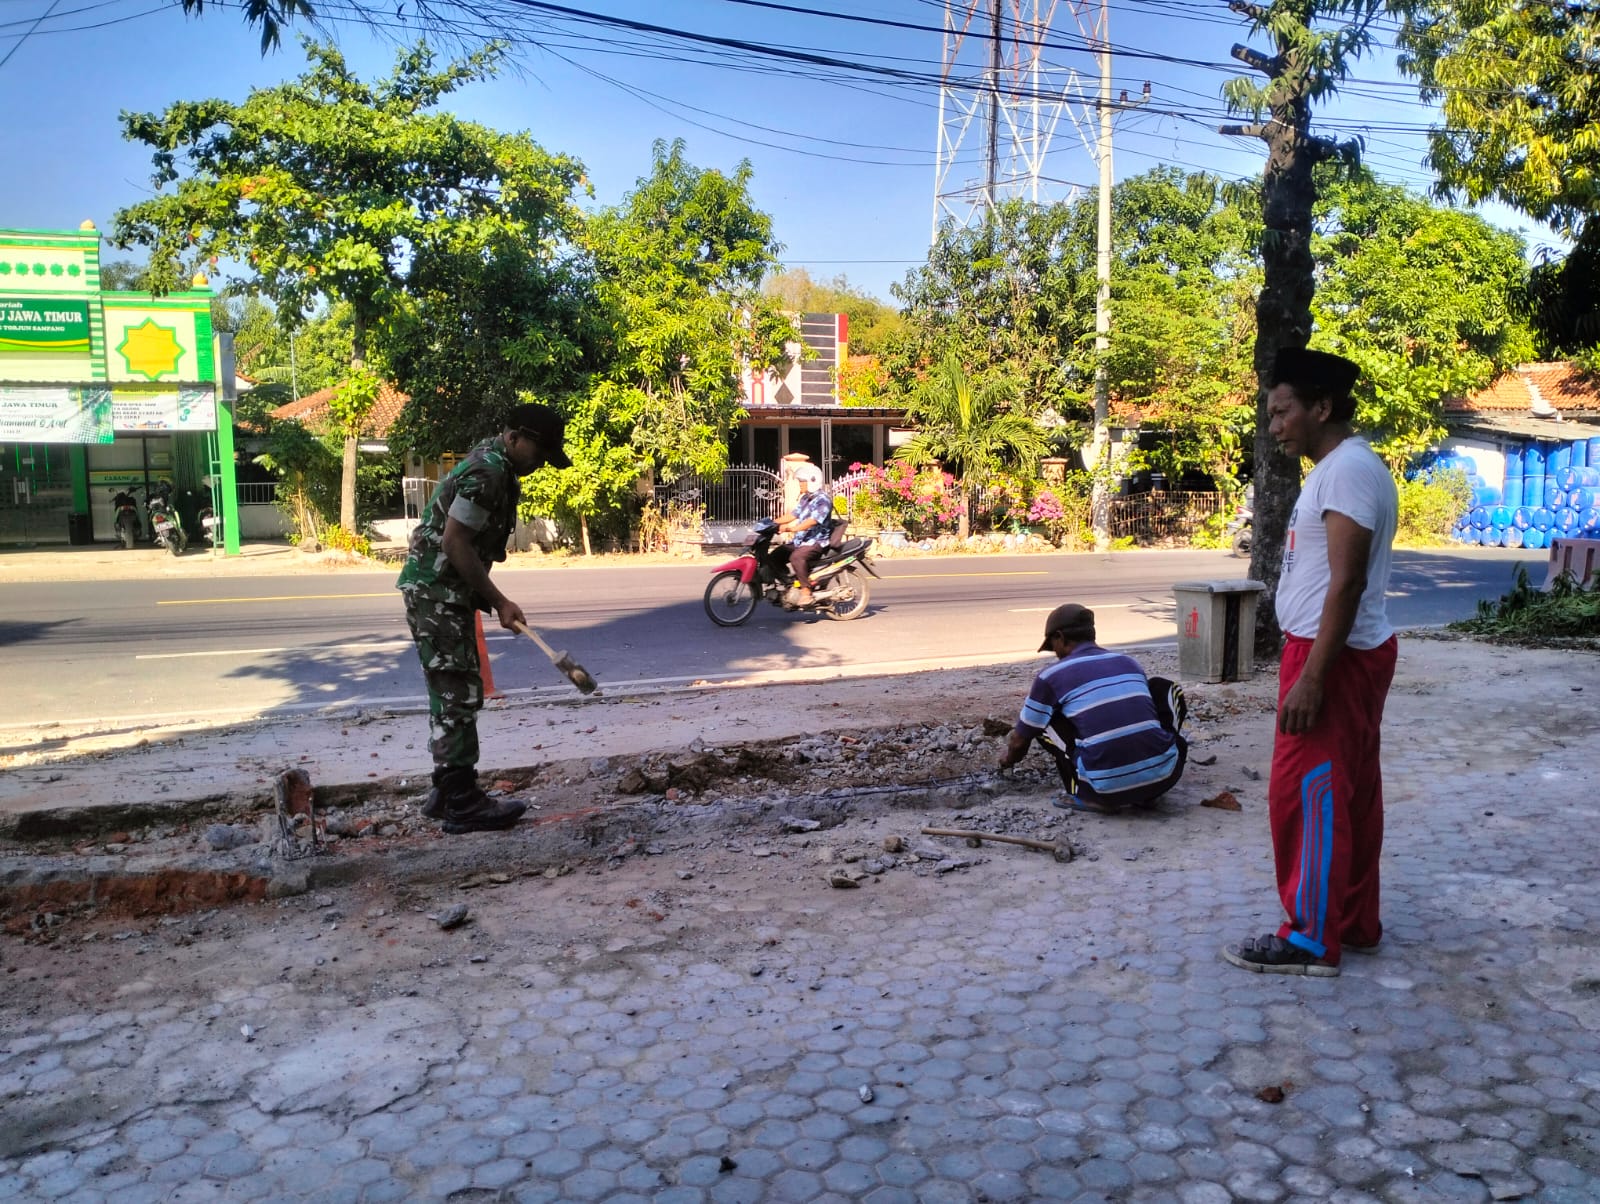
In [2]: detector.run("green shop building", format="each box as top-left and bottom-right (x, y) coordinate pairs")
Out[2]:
(0, 223), (239, 552)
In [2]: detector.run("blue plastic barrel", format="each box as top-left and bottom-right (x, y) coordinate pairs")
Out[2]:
(1554, 490), (1569, 510)
(1469, 505), (1490, 529)
(1532, 507), (1555, 531)
(1489, 504), (1513, 527)
(1511, 506), (1534, 530)
(1554, 444), (1573, 472)
(1589, 437), (1600, 470)
(1574, 441), (1589, 469)
(1543, 476), (1561, 507)
(1524, 444), (1548, 477)
(1581, 507), (1600, 534)
(1554, 507), (1581, 534)
(1504, 447), (1524, 476)
(1501, 478), (1524, 507)
(1523, 528), (1547, 550)
(1570, 487), (1597, 512)
(1502, 526), (1524, 548)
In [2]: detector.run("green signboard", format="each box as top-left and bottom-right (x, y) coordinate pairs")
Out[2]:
(0, 297), (91, 352)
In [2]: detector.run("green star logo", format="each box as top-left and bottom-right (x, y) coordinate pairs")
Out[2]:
(117, 319), (186, 381)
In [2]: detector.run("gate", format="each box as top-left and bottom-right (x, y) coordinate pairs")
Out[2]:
(653, 464), (782, 544)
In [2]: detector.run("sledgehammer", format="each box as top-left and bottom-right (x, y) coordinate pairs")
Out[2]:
(512, 621), (598, 695)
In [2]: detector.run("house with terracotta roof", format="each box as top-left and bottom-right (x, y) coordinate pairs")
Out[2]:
(1438, 361), (1600, 489)
(266, 380), (410, 453)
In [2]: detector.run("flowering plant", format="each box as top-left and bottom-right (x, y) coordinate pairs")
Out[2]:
(844, 460), (964, 533)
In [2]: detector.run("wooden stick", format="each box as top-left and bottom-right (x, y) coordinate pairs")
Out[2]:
(920, 827), (1073, 861)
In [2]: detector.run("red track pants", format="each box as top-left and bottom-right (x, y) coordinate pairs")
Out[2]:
(1269, 633), (1397, 964)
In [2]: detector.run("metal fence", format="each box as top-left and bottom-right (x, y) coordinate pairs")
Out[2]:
(653, 465), (783, 525)
(1109, 490), (1226, 544)
(237, 482), (278, 506)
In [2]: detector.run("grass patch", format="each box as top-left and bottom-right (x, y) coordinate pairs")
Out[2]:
(1450, 564), (1600, 644)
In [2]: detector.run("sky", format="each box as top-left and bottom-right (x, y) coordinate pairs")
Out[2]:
(0, 0), (1555, 303)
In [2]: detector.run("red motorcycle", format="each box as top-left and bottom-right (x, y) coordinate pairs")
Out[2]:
(704, 518), (879, 626)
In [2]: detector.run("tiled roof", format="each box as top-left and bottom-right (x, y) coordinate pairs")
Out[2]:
(1448, 362), (1600, 415)
(268, 381), (409, 438)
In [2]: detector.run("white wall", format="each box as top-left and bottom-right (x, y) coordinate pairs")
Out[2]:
(238, 503), (291, 540)
(1444, 438), (1507, 489)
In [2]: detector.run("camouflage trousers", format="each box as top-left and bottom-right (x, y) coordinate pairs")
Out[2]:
(402, 593), (482, 769)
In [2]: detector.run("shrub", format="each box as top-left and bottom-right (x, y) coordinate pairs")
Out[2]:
(844, 461), (962, 534)
(1397, 468), (1472, 546)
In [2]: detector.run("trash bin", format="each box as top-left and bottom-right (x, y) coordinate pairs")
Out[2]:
(1173, 579), (1267, 683)
(66, 512), (93, 545)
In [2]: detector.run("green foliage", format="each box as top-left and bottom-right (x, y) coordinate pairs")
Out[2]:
(1396, 469), (1473, 546)
(897, 355), (1050, 489)
(253, 418), (398, 540)
(1399, 0), (1600, 240)
(178, 0), (312, 53)
(328, 366), (380, 441)
(1311, 172), (1537, 465)
(763, 269), (905, 355)
(889, 199), (1086, 426)
(1452, 564), (1600, 643)
(546, 138), (796, 550)
(844, 461), (963, 535)
(114, 37), (586, 525)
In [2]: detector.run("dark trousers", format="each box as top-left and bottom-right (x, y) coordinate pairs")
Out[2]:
(1039, 676), (1188, 806)
(789, 543), (823, 589)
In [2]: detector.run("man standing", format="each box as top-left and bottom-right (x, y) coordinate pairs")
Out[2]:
(998, 604), (1187, 813)
(776, 463), (834, 606)
(397, 402), (570, 834)
(1223, 347), (1398, 977)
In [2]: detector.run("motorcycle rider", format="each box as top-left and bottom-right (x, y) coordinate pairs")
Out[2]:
(775, 464), (834, 606)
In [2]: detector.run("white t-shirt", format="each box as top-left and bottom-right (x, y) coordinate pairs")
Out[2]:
(1275, 436), (1398, 648)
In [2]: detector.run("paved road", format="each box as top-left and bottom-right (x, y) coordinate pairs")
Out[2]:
(0, 548), (1536, 730)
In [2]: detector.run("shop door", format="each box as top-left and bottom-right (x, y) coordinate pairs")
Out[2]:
(0, 443), (73, 546)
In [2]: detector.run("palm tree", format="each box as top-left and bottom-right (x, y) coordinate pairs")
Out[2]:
(896, 354), (1050, 538)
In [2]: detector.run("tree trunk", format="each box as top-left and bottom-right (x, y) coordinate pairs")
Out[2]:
(1247, 85), (1322, 658)
(958, 483), (971, 540)
(341, 314), (367, 535)
(580, 512), (592, 557)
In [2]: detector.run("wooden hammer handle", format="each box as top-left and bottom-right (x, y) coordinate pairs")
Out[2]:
(921, 827), (1059, 853)
(512, 620), (561, 663)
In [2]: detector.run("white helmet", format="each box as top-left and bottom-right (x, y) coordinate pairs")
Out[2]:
(795, 464), (823, 487)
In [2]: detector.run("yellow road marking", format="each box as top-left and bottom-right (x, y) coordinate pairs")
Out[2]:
(157, 592), (395, 606)
(881, 570), (1050, 579)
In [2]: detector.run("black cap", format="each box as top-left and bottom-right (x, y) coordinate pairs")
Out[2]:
(1038, 603), (1095, 651)
(503, 402), (571, 469)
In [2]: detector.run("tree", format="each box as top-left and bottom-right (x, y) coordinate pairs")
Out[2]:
(1310, 173), (1535, 465)
(763, 269), (906, 356)
(1220, 0), (1400, 652)
(1398, 0), (1599, 241)
(888, 200), (1087, 426)
(896, 354), (1050, 539)
(113, 38), (585, 534)
(560, 139), (795, 553)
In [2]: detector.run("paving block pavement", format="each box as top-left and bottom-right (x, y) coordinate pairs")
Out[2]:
(1, 636), (1598, 1202)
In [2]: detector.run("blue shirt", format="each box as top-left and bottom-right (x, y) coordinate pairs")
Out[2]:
(792, 489), (835, 547)
(1016, 644), (1179, 798)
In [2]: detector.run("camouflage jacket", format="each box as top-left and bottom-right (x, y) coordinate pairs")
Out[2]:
(396, 436), (521, 610)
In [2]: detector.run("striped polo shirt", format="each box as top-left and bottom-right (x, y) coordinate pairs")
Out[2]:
(1015, 644), (1180, 798)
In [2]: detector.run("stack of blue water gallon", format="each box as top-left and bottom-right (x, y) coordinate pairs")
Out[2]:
(1450, 437), (1600, 548)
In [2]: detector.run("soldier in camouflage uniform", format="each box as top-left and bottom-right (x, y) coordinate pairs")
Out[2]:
(397, 402), (570, 833)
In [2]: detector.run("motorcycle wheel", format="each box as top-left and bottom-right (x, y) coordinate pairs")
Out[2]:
(119, 520), (134, 550)
(1231, 529), (1251, 557)
(825, 565), (870, 621)
(704, 570), (758, 627)
(167, 530), (185, 557)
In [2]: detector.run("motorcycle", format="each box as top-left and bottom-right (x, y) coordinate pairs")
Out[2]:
(146, 480), (188, 556)
(109, 486), (141, 549)
(195, 480), (221, 548)
(1226, 502), (1253, 557)
(704, 518), (880, 626)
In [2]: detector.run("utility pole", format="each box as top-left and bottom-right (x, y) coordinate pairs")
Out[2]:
(1088, 0), (1147, 552)
(985, 0), (1002, 208)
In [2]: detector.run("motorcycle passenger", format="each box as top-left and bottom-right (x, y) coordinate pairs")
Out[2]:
(776, 464), (834, 606)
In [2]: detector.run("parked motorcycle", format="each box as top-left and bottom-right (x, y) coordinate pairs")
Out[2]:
(1226, 503), (1253, 557)
(195, 480), (220, 549)
(704, 518), (880, 626)
(146, 481), (188, 556)
(109, 486), (141, 549)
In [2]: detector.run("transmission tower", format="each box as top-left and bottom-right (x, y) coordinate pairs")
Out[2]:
(932, 0), (1103, 240)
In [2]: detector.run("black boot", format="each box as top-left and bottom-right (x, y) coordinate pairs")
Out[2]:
(420, 767), (447, 819)
(438, 767), (526, 835)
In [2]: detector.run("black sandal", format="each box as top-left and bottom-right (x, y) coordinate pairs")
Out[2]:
(1222, 934), (1339, 977)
